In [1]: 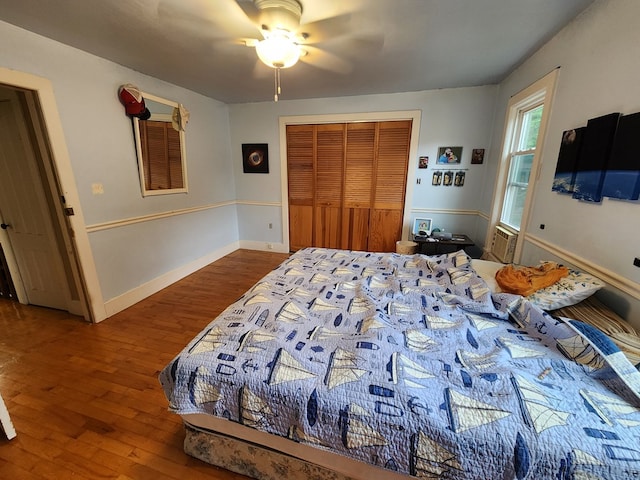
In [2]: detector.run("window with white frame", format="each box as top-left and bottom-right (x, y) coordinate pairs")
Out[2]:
(488, 69), (558, 261)
(501, 103), (543, 230)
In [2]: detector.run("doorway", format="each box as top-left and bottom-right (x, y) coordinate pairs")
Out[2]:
(0, 84), (88, 318)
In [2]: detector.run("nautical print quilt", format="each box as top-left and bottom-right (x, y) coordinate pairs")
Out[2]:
(159, 248), (640, 479)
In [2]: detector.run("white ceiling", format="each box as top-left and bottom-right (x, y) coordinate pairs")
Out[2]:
(0, 0), (596, 104)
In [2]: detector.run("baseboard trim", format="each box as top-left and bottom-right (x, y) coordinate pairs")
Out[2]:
(238, 240), (289, 254)
(102, 242), (240, 320)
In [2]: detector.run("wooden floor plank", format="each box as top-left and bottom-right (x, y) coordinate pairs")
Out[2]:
(0, 249), (289, 479)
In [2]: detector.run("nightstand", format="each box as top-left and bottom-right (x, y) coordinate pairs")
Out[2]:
(413, 234), (475, 255)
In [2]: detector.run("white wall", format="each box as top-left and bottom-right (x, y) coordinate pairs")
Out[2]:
(0, 20), (238, 312)
(229, 86), (498, 253)
(485, 0), (640, 325)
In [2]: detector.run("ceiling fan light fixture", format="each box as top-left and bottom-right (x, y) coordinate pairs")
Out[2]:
(255, 30), (301, 68)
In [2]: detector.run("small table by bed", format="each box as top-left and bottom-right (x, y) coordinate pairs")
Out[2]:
(413, 233), (474, 255)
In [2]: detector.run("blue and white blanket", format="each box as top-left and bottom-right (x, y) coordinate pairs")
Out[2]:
(159, 248), (640, 479)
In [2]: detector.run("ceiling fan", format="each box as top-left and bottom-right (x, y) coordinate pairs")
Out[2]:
(158, 0), (383, 101)
(236, 0), (356, 100)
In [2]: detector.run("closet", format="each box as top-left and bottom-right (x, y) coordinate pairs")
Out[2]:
(287, 120), (412, 252)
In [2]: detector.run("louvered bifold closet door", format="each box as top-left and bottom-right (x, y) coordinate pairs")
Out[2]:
(368, 120), (412, 252)
(343, 123), (376, 251)
(314, 124), (345, 248)
(287, 125), (314, 251)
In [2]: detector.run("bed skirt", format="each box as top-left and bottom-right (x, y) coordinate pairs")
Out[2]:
(184, 424), (357, 480)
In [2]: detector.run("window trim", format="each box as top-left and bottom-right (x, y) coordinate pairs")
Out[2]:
(486, 69), (559, 262)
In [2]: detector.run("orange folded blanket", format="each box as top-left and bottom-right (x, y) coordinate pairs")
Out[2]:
(495, 262), (569, 297)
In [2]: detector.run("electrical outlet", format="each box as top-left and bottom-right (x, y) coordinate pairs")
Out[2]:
(267, 243), (273, 250)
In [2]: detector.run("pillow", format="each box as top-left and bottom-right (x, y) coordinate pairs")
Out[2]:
(527, 269), (604, 310)
(471, 259), (503, 293)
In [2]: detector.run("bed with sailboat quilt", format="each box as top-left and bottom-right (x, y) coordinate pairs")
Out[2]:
(159, 247), (640, 480)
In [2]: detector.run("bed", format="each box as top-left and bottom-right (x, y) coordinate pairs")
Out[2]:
(159, 248), (640, 480)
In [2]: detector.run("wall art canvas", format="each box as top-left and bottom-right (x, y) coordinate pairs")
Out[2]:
(552, 127), (585, 194)
(572, 112), (620, 203)
(242, 143), (269, 173)
(437, 146), (462, 164)
(471, 149), (485, 164)
(602, 112), (640, 200)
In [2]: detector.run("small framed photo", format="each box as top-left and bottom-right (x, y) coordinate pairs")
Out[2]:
(418, 156), (429, 169)
(471, 148), (485, 164)
(412, 218), (433, 236)
(242, 143), (269, 173)
(455, 171), (466, 186)
(437, 146), (463, 164)
(443, 171), (454, 186)
(432, 171), (442, 185)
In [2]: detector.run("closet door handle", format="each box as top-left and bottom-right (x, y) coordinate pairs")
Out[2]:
(0, 223), (11, 230)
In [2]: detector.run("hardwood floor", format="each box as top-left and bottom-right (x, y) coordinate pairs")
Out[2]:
(0, 249), (290, 479)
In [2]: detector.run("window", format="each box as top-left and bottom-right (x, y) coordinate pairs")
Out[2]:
(501, 104), (543, 230)
(488, 69), (558, 261)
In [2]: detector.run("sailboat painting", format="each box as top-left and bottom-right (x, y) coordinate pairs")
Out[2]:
(160, 248), (640, 479)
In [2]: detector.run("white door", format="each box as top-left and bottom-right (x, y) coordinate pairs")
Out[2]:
(0, 89), (71, 310)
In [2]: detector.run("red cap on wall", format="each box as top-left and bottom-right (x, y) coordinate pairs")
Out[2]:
(118, 84), (150, 119)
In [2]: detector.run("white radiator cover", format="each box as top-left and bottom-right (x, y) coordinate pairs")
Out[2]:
(492, 226), (517, 263)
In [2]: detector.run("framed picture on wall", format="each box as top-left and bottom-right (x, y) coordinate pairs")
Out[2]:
(418, 156), (429, 169)
(413, 218), (433, 236)
(432, 171), (442, 185)
(471, 148), (485, 164)
(437, 146), (462, 164)
(443, 171), (454, 186)
(242, 143), (269, 173)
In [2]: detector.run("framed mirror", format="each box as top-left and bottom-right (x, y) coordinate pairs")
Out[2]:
(132, 92), (188, 196)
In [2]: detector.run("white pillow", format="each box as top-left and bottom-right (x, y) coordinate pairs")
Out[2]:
(471, 259), (503, 293)
(526, 269), (605, 310)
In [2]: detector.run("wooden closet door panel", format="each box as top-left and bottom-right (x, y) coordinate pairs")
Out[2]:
(368, 209), (403, 252)
(287, 125), (314, 205)
(314, 124), (344, 248)
(341, 207), (370, 251)
(289, 205), (313, 252)
(316, 124), (344, 207)
(373, 120), (412, 210)
(344, 123), (375, 208)
(314, 206), (341, 248)
(287, 125), (314, 251)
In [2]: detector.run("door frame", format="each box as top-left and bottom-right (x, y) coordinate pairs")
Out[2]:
(0, 67), (105, 322)
(279, 110), (422, 253)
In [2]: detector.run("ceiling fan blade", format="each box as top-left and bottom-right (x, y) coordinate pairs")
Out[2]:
(235, 0), (262, 25)
(343, 32), (385, 57)
(298, 14), (351, 44)
(300, 45), (352, 74)
(241, 37), (260, 47)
